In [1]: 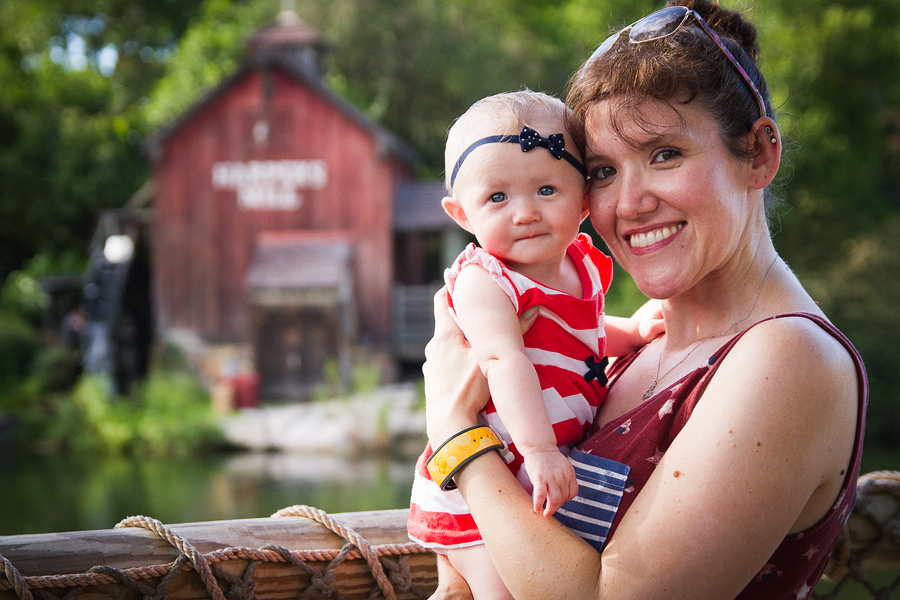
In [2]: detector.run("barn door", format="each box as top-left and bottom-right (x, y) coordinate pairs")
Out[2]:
(255, 307), (339, 399)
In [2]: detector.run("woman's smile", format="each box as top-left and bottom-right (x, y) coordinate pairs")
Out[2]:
(626, 222), (685, 250)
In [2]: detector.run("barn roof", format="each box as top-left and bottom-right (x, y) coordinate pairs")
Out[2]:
(144, 13), (419, 167)
(245, 232), (354, 307)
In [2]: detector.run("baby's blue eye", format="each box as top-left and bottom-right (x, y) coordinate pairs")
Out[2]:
(489, 192), (507, 203)
(538, 186), (556, 196)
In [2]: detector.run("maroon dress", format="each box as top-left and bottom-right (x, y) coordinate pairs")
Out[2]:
(577, 313), (868, 600)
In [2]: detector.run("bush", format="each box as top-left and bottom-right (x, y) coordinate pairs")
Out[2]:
(0, 311), (39, 397)
(31, 346), (82, 393)
(136, 371), (222, 456)
(41, 375), (138, 453)
(21, 369), (222, 456)
(810, 215), (900, 447)
(0, 271), (48, 325)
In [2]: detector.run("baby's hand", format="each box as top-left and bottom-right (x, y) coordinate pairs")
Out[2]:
(523, 448), (578, 517)
(639, 317), (666, 344)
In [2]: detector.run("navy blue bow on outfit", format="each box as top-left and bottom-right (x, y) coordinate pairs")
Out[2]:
(449, 126), (589, 189)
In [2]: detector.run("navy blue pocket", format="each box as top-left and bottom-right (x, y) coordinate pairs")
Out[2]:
(553, 449), (630, 553)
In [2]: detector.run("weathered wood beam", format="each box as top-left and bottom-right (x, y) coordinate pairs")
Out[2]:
(0, 509), (437, 600)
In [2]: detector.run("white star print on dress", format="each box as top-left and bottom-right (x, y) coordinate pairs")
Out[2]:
(658, 398), (675, 419)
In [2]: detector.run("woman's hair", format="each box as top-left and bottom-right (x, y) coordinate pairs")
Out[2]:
(567, 0), (780, 211)
(444, 90), (570, 192)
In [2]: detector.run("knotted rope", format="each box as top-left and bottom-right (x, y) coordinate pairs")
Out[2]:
(272, 505), (397, 600)
(0, 506), (430, 600)
(116, 516), (228, 600)
(2, 555), (33, 600)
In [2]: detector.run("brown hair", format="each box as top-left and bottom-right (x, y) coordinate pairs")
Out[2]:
(567, 0), (779, 209)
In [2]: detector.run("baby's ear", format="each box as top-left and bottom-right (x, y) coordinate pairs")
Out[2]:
(442, 196), (473, 233)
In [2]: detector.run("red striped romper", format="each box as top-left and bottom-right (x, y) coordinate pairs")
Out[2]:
(407, 233), (613, 550)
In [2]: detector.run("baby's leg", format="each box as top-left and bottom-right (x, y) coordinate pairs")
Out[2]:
(446, 545), (514, 600)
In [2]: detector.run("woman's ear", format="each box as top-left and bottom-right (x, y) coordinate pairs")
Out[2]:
(442, 196), (473, 233)
(748, 118), (781, 190)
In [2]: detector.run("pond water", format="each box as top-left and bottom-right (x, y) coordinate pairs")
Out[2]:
(3, 443), (899, 538)
(0, 449), (420, 536)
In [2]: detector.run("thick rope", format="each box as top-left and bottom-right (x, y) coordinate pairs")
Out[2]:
(1, 555), (33, 600)
(272, 505), (398, 600)
(0, 543), (430, 592)
(116, 515), (227, 600)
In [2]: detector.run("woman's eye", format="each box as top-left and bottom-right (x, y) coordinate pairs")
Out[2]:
(538, 186), (556, 196)
(591, 165), (616, 181)
(489, 192), (507, 203)
(652, 148), (681, 163)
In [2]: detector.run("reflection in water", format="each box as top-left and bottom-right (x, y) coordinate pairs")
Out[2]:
(0, 450), (418, 535)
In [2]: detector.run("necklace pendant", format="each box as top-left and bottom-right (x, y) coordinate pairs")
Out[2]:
(642, 381), (657, 400)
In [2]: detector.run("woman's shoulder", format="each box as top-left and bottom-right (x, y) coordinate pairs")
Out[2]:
(705, 312), (860, 450)
(734, 313), (858, 380)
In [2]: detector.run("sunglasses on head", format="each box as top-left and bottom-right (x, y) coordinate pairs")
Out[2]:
(584, 5), (767, 120)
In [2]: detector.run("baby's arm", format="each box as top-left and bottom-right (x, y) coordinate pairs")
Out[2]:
(451, 265), (578, 517)
(604, 313), (665, 357)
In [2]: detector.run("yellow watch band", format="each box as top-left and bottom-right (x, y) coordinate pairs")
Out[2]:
(427, 425), (504, 491)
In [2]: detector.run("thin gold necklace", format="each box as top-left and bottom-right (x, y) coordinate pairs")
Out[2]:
(641, 256), (779, 401)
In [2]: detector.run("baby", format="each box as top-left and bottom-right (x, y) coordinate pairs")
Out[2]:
(408, 90), (662, 599)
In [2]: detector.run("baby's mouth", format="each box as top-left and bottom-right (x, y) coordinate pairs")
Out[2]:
(627, 223), (684, 249)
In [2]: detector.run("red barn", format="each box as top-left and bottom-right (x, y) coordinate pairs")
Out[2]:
(143, 10), (455, 398)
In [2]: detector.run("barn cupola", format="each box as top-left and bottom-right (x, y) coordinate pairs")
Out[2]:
(246, 1), (328, 81)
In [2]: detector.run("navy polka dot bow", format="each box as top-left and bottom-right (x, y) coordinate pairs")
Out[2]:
(518, 126), (566, 159)
(449, 125), (589, 189)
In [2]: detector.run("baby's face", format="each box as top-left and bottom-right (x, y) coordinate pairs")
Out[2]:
(448, 116), (588, 273)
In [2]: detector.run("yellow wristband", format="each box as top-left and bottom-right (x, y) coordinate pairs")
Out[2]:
(427, 425), (504, 491)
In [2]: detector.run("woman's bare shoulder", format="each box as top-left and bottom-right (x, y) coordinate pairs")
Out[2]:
(734, 314), (857, 385)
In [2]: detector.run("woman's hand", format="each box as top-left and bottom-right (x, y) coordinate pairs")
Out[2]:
(423, 288), (538, 444)
(423, 288), (488, 443)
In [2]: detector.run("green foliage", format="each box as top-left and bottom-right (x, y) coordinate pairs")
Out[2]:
(18, 370), (222, 456)
(313, 358), (384, 401)
(0, 311), (40, 399)
(30, 345), (82, 392)
(807, 214), (900, 447)
(0, 0), (204, 279)
(35, 374), (138, 453)
(754, 0), (900, 271)
(144, 0), (279, 129)
(0, 271), (49, 324)
(136, 370), (223, 455)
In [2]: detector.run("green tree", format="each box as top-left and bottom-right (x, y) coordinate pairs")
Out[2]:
(0, 0), (204, 279)
(754, 0), (900, 271)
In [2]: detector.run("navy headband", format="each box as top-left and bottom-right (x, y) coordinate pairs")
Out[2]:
(449, 126), (589, 190)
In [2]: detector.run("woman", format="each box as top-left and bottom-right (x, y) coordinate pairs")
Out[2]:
(421, 0), (868, 598)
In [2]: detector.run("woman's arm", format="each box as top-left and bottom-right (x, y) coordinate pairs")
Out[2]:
(428, 301), (859, 599)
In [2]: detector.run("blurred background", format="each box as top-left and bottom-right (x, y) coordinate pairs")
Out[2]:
(0, 0), (897, 559)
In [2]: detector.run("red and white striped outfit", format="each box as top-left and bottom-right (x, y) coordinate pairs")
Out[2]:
(407, 233), (613, 550)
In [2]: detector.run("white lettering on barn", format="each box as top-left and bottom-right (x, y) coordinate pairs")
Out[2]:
(211, 160), (329, 210)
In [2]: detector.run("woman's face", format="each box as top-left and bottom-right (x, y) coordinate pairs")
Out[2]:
(583, 99), (758, 300)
